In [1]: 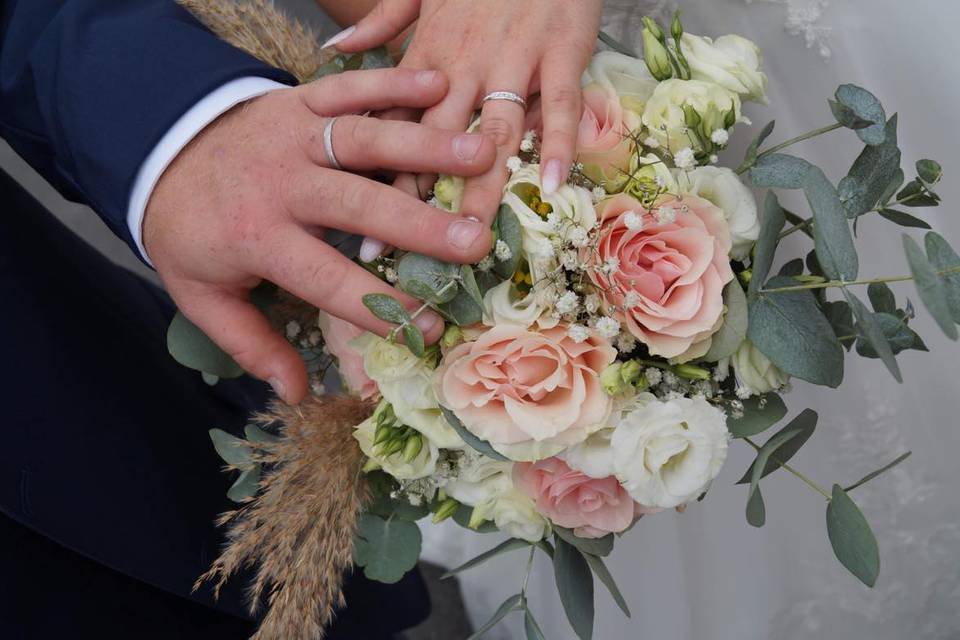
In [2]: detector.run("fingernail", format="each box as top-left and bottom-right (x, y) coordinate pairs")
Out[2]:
(268, 376), (287, 401)
(447, 216), (484, 251)
(322, 25), (356, 49)
(541, 159), (565, 195)
(413, 310), (441, 334)
(453, 134), (484, 161)
(416, 70), (439, 86)
(359, 237), (386, 263)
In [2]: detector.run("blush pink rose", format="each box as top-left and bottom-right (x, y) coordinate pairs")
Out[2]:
(590, 194), (734, 360)
(577, 83), (640, 185)
(435, 325), (616, 461)
(513, 457), (638, 538)
(317, 311), (377, 399)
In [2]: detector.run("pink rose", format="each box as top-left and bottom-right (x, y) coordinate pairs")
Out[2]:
(436, 325), (616, 461)
(577, 84), (640, 186)
(317, 312), (377, 399)
(590, 194), (734, 360)
(513, 457), (637, 538)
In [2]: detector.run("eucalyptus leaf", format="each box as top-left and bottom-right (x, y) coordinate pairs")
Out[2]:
(460, 265), (485, 309)
(597, 30), (638, 57)
(554, 527), (613, 558)
(726, 393), (788, 438)
(877, 168), (906, 207)
(749, 153), (813, 189)
(244, 424), (280, 445)
(834, 84), (886, 145)
(903, 235), (958, 340)
(367, 494), (431, 522)
(826, 485), (880, 587)
(201, 372), (219, 386)
(821, 300), (856, 351)
(855, 312), (925, 358)
(493, 205), (523, 279)
(924, 231), (960, 322)
(746, 484), (766, 528)
(844, 290), (902, 382)
(467, 594), (524, 640)
(897, 179), (941, 207)
(440, 407), (510, 462)
(441, 538), (530, 579)
(738, 409), (818, 484)
(877, 209), (930, 229)
(167, 311), (244, 378)
(582, 553), (631, 618)
(353, 514), (422, 584)
(342, 53), (363, 71)
(524, 609), (548, 640)
(227, 465), (261, 503)
(396, 253), (460, 304)
(867, 283), (896, 313)
(750, 192), (786, 295)
(844, 451), (912, 492)
(828, 99), (874, 130)
(402, 324), (425, 357)
(704, 280), (748, 361)
(778, 259), (805, 277)
(553, 538), (595, 640)
(804, 167), (858, 282)
(438, 288), (484, 326)
(362, 293), (411, 324)
(360, 46), (393, 70)
(917, 159), (943, 185)
(737, 120), (775, 174)
(209, 429), (252, 467)
(838, 116), (901, 218)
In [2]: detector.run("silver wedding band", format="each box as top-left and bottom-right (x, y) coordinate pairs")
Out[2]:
(481, 91), (527, 109)
(323, 116), (342, 170)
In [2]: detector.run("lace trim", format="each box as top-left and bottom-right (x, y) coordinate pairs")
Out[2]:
(746, 0), (833, 59)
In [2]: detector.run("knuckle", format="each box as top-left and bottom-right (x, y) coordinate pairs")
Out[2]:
(544, 85), (581, 116)
(338, 178), (376, 216)
(479, 116), (516, 148)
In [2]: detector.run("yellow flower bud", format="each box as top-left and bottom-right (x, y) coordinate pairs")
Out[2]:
(620, 359), (643, 386)
(441, 324), (463, 349)
(601, 363), (627, 395)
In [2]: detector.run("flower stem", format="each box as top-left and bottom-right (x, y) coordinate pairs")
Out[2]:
(520, 545), (536, 597)
(777, 191), (931, 241)
(759, 123), (843, 159)
(760, 265), (960, 294)
(743, 437), (832, 500)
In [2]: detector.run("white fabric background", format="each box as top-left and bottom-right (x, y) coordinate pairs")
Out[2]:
(417, 1), (960, 638)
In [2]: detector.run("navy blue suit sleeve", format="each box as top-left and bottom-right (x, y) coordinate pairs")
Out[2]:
(0, 0), (296, 251)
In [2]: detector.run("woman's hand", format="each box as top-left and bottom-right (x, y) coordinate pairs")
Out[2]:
(145, 68), (495, 404)
(330, 0), (602, 223)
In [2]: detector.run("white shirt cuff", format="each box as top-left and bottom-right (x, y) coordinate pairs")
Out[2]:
(126, 76), (288, 266)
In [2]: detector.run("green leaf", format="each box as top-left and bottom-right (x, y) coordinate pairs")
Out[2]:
(342, 53), (363, 71)
(855, 312), (926, 358)
(362, 293), (411, 324)
(226, 465), (261, 503)
(749, 153), (813, 189)
(834, 84), (886, 145)
(438, 287), (484, 326)
(441, 538), (530, 579)
(451, 504), (499, 533)
(826, 484), (880, 587)
(897, 178), (941, 207)
(924, 231), (960, 322)
(244, 424), (280, 445)
(367, 494), (431, 522)
(749, 192), (786, 295)
(493, 205), (523, 279)
(778, 259), (805, 277)
(838, 116), (901, 218)
(804, 167), (858, 282)
(877, 209), (931, 229)
(828, 99), (874, 130)
(554, 527), (613, 558)
(903, 235), (958, 340)
(745, 484), (766, 528)
(460, 265), (485, 309)
(821, 300), (856, 351)
(167, 311), (244, 378)
(748, 277), (844, 387)
(704, 280), (748, 361)
(844, 290), (902, 382)
(737, 120), (775, 174)
(597, 30), (637, 57)
(360, 46), (393, 70)
(524, 608), (548, 640)
(396, 253), (461, 304)
(467, 593), (523, 640)
(209, 429), (252, 466)
(553, 538), (595, 640)
(353, 514), (422, 584)
(582, 553), (630, 618)
(917, 159), (943, 185)
(726, 393), (788, 438)
(867, 283), (896, 313)
(402, 323), (425, 357)
(201, 372), (219, 386)
(439, 407), (510, 462)
(738, 409), (818, 485)
(844, 451), (912, 492)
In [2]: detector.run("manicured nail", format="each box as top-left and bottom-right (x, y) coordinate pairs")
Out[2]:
(413, 310), (441, 334)
(322, 25), (356, 49)
(359, 237), (386, 263)
(416, 70), (439, 86)
(447, 216), (484, 251)
(541, 159), (565, 195)
(453, 134), (483, 161)
(268, 376), (287, 401)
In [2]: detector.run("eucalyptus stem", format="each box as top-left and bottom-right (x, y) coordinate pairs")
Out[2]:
(759, 123), (843, 159)
(760, 265), (960, 293)
(777, 191), (931, 241)
(520, 545), (536, 596)
(636, 359), (671, 371)
(743, 437), (832, 500)
(779, 218), (813, 240)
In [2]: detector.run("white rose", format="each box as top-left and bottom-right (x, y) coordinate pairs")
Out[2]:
(351, 333), (435, 410)
(641, 79), (742, 154)
(612, 396), (729, 508)
(443, 450), (514, 507)
(676, 166), (759, 260)
(583, 50), (660, 114)
(490, 489), (549, 542)
(354, 416), (438, 480)
(722, 339), (790, 396)
(680, 33), (768, 104)
(482, 280), (558, 330)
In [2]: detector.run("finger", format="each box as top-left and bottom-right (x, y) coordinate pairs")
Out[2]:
(283, 169), (492, 264)
(538, 46), (590, 194)
(414, 86), (481, 203)
(306, 115), (495, 175)
(458, 85), (530, 225)
(259, 227), (444, 344)
(301, 68), (447, 116)
(323, 0), (421, 52)
(175, 284), (308, 404)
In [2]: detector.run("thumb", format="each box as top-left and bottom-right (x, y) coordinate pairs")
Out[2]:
(323, 0), (421, 52)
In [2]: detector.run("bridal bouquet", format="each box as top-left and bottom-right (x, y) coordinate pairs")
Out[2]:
(170, 3), (956, 639)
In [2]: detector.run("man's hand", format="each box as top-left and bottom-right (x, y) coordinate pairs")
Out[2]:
(145, 68), (495, 404)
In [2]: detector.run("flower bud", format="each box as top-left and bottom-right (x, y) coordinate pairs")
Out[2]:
(432, 497), (460, 524)
(620, 359), (643, 386)
(402, 433), (424, 463)
(673, 363), (711, 380)
(738, 269), (752, 286)
(641, 16), (664, 40)
(601, 363), (627, 395)
(362, 458), (381, 473)
(670, 11), (684, 42)
(374, 422), (393, 446)
(683, 104), (702, 128)
(642, 28), (674, 81)
(467, 502), (493, 530)
(441, 324), (463, 349)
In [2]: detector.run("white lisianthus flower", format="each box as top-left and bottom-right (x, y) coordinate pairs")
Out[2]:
(350, 333), (434, 409)
(641, 80), (743, 154)
(482, 279), (558, 329)
(391, 400), (465, 449)
(612, 396), (729, 509)
(490, 489), (549, 542)
(721, 339), (790, 396)
(676, 166), (760, 260)
(443, 450), (514, 507)
(583, 50), (660, 115)
(680, 33), (769, 104)
(354, 417), (438, 480)
(564, 392), (657, 478)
